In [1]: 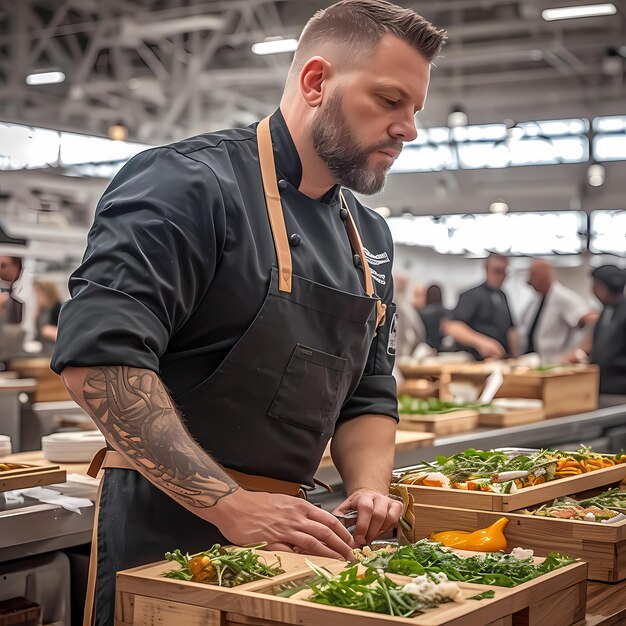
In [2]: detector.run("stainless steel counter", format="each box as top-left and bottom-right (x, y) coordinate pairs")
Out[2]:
(0, 478), (95, 562)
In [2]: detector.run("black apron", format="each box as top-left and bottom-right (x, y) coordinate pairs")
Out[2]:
(86, 116), (386, 626)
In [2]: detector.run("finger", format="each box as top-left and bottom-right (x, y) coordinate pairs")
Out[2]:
(353, 495), (375, 547)
(304, 504), (355, 547)
(365, 497), (390, 544)
(332, 496), (356, 516)
(380, 500), (404, 534)
(288, 530), (352, 561)
(305, 520), (356, 560)
(265, 543), (295, 553)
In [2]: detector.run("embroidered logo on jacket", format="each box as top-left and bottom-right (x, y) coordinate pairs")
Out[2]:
(363, 247), (390, 266)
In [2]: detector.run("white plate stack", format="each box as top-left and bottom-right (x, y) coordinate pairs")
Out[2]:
(0, 435), (11, 458)
(42, 431), (106, 463)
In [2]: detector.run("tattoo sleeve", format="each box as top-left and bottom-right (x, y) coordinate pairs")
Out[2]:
(72, 366), (238, 509)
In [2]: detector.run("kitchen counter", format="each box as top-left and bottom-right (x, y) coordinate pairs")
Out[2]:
(0, 450), (96, 562)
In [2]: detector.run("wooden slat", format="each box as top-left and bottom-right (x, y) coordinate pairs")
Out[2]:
(478, 407), (544, 428)
(399, 410), (479, 436)
(0, 465), (66, 492)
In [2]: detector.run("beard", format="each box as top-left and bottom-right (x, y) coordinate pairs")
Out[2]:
(311, 90), (402, 195)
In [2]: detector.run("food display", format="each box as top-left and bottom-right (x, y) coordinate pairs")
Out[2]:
(0, 462), (31, 471)
(163, 543), (284, 587)
(522, 488), (626, 523)
(357, 540), (577, 588)
(396, 447), (626, 494)
(304, 560), (462, 618)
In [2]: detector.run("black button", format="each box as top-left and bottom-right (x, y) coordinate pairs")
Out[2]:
(289, 233), (302, 247)
(353, 253), (362, 267)
(278, 179), (288, 190)
(339, 207), (348, 221)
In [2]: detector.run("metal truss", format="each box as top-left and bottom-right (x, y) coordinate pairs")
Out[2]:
(0, 0), (624, 143)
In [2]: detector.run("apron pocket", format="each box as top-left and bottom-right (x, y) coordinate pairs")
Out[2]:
(268, 343), (347, 433)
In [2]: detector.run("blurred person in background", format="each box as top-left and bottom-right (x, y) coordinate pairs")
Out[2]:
(35, 281), (64, 345)
(412, 283), (426, 311)
(444, 253), (519, 360)
(0, 255), (37, 345)
(394, 272), (426, 358)
(520, 259), (596, 363)
(565, 265), (626, 395)
(417, 283), (448, 351)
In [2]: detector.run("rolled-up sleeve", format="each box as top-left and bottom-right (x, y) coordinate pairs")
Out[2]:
(51, 147), (226, 374)
(338, 225), (398, 424)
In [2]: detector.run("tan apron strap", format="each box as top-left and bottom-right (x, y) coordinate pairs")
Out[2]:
(340, 190), (387, 330)
(89, 449), (318, 498)
(257, 116), (292, 293)
(83, 471), (104, 626)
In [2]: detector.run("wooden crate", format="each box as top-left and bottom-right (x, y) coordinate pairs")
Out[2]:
(497, 366), (599, 419)
(0, 463), (66, 492)
(409, 503), (626, 583)
(115, 549), (587, 626)
(394, 463), (626, 512)
(438, 364), (599, 419)
(399, 409), (479, 436)
(478, 406), (545, 428)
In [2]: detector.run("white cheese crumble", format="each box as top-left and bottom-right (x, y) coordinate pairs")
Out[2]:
(583, 512), (596, 522)
(402, 572), (462, 603)
(510, 547), (534, 560)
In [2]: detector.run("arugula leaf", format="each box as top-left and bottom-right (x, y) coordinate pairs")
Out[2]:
(469, 590), (496, 600)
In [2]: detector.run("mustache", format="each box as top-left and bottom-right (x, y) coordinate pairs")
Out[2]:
(369, 139), (404, 157)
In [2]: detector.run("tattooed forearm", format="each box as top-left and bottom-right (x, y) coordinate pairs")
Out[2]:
(69, 366), (238, 509)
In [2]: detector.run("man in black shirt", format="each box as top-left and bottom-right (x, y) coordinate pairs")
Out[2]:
(445, 253), (520, 360)
(566, 265), (626, 394)
(52, 2), (446, 624)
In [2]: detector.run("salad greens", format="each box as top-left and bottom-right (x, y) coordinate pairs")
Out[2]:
(573, 487), (626, 510)
(469, 590), (496, 600)
(361, 540), (576, 587)
(305, 561), (435, 617)
(163, 544), (283, 587)
(399, 396), (489, 415)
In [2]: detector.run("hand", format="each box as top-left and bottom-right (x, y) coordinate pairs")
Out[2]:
(210, 489), (355, 560)
(476, 337), (506, 360)
(332, 488), (403, 547)
(561, 348), (588, 365)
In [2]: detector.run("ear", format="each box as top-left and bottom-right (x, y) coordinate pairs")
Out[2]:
(299, 56), (332, 108)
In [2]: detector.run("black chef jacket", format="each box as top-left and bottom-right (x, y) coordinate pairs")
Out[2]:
(51, 109), (399, 424)
(451, 282), (514, 360)
(417, 304), (448, 352)
(591, 298), (626, 395)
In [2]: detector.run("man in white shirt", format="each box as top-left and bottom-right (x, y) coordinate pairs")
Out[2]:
(520, 260), (595, 363)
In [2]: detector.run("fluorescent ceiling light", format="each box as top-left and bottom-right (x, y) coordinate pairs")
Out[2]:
(251, 38), (298, 55)
(26, 71), (65, 85)
(542, 3), (616, 21)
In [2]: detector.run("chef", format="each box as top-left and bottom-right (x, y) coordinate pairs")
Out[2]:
(566, 265), (626, 394)
(52, 1), (446, 625)
(520, 259), (595, 362)
(444, 253), (520, 360)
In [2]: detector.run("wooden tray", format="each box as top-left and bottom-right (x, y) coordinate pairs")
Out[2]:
(438, 364), (599, 419)
(478, 407), (545, 428)
(394, 463), (626, 512)
(409, 503), (626, 583)
(0, 463), (66, 492)
(399, 409), (479, 436)
(115, 549), (587, 626)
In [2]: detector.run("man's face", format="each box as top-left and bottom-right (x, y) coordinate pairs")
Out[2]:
(312, 34), (430, 195)
(486, 257), (508, 289)
(0, 257), (20, 283)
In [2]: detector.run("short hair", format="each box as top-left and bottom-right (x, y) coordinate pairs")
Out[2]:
(426, 284), (443, 305)
(289, 0), (446, 79)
